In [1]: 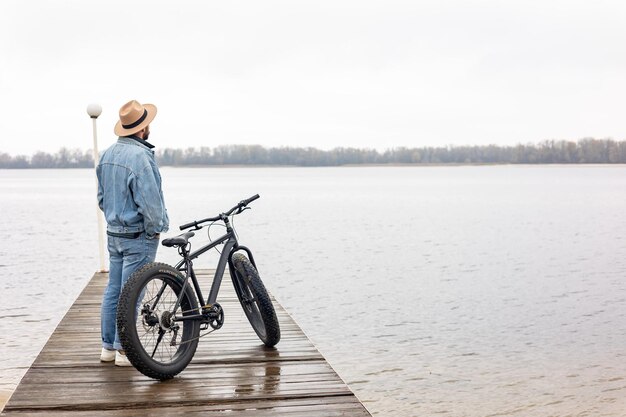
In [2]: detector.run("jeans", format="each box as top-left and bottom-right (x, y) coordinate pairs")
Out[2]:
(101, 233), (159, 350)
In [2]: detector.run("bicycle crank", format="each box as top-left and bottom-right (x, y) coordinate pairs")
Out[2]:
(201, 303), (224, 330)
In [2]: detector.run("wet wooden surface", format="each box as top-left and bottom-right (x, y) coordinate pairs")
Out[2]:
(2, 270), (371, 416)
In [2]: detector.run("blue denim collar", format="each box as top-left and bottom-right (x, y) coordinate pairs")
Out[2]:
(118, 135), (155, 150)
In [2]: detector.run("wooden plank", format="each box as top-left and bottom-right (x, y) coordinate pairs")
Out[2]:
(1, 271), (371, 416)
(1, 396), (367, 416)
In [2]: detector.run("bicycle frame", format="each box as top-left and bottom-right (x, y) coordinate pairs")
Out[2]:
(169, 221), (258, 322)
(174, 229), (235, 307)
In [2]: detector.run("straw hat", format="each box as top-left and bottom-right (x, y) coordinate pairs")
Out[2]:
(114, 100), (157, 136)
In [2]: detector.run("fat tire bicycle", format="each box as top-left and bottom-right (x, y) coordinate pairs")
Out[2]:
(117, 194), (280, 380)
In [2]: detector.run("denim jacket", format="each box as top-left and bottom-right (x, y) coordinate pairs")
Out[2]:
(97, 136), (169, 239)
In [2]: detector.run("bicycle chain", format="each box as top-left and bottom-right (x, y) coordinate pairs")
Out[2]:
(176, 327), (218, 345)
(150, 305), (220, 347)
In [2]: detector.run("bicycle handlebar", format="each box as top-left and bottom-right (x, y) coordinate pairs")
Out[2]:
(242, 194), (260, 206)
(179, 194), (260, 231)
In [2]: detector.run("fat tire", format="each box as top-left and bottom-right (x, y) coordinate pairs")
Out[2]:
(231, 253), (281, 347)
(117, 262), (200, 380)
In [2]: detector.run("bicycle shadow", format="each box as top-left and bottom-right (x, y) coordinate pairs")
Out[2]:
(234, 360), (282, 396)
(131, 347), (284, 403)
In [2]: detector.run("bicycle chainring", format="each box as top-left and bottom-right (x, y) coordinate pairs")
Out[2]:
(203, 303), (224, 330)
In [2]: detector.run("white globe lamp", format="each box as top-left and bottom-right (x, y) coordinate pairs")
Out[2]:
(87, 103), (102, 119)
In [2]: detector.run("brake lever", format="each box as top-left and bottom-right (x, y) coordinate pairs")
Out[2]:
(236, 206), (251, 215)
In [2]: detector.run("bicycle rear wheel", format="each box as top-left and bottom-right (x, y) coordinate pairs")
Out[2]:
(231, 253), (281, 347)
(117, 262), (200, 380)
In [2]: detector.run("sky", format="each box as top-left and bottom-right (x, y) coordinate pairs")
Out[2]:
(1, 0), (626, 155)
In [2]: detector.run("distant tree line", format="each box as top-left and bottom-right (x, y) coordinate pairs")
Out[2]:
(0, 148), (94, 169)
(3, 138), (626, 168)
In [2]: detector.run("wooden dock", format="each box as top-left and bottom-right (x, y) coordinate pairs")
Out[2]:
(1, 271), (371, 416)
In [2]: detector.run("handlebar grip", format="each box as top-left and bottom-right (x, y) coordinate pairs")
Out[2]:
(180, 221), (196, 231)
(242, 194), (260, 206)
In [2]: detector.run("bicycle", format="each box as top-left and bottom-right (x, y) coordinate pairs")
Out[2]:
(117, 194), (280, 380)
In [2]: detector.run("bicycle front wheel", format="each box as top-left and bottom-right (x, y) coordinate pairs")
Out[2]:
(117, 262), (201, 380)
(231, 253), (281, 347)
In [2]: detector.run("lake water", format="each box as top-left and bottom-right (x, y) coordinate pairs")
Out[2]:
(1, 166), (626, 416)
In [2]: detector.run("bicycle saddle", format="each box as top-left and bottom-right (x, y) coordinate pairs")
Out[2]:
(162, 231), (195, 247)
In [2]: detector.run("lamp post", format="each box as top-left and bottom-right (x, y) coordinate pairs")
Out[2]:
(87, 103), (107, 272)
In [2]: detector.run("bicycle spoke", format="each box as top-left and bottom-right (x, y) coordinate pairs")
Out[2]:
(151, 328), (165, 358)
(150, 281), (169, 312)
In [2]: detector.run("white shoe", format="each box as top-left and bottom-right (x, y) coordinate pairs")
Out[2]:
(115, 350), (133, 367)
(100, 348), (116, 362)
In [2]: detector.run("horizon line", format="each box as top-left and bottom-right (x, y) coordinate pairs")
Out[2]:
(2, 137), (625, 157)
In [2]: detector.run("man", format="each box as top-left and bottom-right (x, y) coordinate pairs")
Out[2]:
(96, 100), (169, 366)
